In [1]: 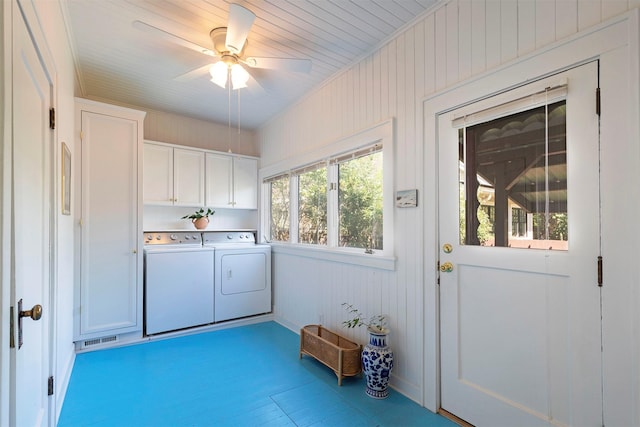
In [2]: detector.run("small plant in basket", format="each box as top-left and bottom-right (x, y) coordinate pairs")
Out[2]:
(341, 303), (388, 333)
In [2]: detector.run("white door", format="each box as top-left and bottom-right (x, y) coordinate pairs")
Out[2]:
(10, 1), (53, 425)
(439, 63), (601, 426)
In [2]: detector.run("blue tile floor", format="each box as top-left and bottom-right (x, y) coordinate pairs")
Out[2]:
(58, 321), (457, 427)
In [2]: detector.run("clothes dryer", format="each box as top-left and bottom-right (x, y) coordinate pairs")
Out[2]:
(202, 231), (271, 322)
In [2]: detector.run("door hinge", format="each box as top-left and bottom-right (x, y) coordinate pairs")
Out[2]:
(79, 130), (84, 141)
(597, 256), (603, 287)
(48, 376), (54, 396)
(436, 261), (441, 285)
(596, 88), (601, 116)
(49, 108), (55, 130)
(9, 306), (15, 348)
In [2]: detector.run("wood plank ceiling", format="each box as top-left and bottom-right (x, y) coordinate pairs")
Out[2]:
(62, 0), (440, 129)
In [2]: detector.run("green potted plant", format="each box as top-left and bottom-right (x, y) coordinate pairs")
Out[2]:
(341, 303), (387, 333)
(342, 303), (393, 399)
(182, 208), (215, 230)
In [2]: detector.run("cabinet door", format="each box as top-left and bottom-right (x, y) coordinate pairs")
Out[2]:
(143, 143), (173, 205)
(205, 152), (233, 208)
(174, 148), (205, 207)
(233, 157), (258, 209)
(80, 108), (141, 338)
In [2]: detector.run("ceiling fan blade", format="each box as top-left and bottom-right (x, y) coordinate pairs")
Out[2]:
(225, 4), (256, 54)
(244, 57), (312, 73)
(133, 20), (215, 57)
(244, 70), (266, 96)
(174, 64), (213, 82)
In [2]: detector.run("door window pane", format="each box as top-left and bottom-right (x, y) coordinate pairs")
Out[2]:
(459, 101), (568, 250)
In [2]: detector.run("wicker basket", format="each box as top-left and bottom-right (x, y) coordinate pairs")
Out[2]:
(299, 324), (362, 385)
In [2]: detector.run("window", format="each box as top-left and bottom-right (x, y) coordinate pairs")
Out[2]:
(458, 97), (568, 250)
(261, 120), (394, 259)
(298, 165), (327, 245)
(268, 175), (290, 242)
(338, 150), (383, 250)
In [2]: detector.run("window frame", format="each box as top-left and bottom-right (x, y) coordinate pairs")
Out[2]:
(260, 120), (395, 270)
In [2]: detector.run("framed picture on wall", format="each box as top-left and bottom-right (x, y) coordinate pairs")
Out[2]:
(62, 142), (71, 215)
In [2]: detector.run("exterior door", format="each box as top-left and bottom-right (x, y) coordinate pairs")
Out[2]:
(438, 62), (601, 426)
(10, 0), (53, 425)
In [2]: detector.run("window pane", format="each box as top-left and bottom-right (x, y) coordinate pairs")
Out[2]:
(269, 177), (290, 242)
(338, 151), (383, 250)
(298, 167), (327, 244)
(459, 101), (568, 250)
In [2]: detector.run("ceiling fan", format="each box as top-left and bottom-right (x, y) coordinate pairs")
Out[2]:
(133, 3), (312, 90)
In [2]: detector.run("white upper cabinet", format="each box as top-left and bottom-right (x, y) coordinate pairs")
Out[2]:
(232, 156), (258, 209)
(143, 141), (204, 207)
(143, 143), (173, 205)
(205, 152), (233, 208)
(205, 153), (257, 209)
(173, 148), (205, 206)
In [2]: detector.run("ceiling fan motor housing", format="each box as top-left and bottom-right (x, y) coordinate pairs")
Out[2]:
(210, 27), (247, 57)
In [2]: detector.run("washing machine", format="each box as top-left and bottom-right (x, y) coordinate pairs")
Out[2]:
(202, 231), (271, 322)
(144, 231), (215, 335)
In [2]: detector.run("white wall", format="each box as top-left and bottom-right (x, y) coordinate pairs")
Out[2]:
(258, 0), (640, 423)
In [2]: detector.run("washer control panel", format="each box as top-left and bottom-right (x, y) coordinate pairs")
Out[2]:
(143, 232), (203, 246)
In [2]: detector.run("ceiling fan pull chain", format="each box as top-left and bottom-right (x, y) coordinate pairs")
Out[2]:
(227, 76), (232, 153)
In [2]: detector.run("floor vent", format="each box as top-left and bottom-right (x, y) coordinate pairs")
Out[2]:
(83, 336), (118, 348)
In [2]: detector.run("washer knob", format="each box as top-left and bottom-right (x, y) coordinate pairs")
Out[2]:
(170, 234), (178, 240)
(227, 234), (233, 240)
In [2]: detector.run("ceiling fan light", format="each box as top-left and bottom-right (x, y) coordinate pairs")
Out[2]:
(231, 63), (249, 90)
(209, 62), (229, 88)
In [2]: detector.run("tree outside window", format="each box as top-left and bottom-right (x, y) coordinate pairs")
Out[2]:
(338, 152), (383, 250)
(269, 176), (290, 242)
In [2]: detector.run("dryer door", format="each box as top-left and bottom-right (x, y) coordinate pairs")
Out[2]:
(215, 250), (271, 322)
(220, 252), (267, 294)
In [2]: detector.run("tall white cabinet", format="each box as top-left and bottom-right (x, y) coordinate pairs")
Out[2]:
(143, 141), (205, 207)
(75, 99), (145, 344)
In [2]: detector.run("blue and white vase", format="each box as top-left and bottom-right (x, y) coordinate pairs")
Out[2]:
(361, 327), (394, 399)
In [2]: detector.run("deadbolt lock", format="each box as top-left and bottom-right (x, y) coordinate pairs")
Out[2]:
(440, 262), (454, 273)
(443, 243), (453, 253)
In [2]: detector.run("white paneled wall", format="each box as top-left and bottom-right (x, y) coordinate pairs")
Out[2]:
(259, 0), (640, 408)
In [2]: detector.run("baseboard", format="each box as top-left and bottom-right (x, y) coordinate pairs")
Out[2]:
(55, 349), (76, 423)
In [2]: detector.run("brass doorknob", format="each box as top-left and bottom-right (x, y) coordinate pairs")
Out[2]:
(19, 304), (42, 321)
(440, 262), (454, 273)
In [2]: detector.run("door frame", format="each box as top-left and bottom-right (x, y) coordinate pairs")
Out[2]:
(1, 0), (59, 425)
(422, 10), (639, 419)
